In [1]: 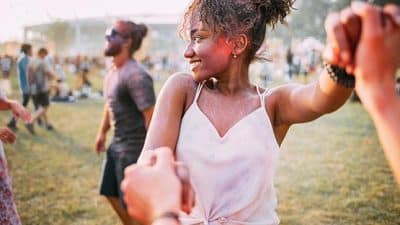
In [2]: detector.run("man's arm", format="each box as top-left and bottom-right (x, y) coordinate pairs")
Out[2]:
(349, 2), (400, 185)
(127, 71), (156, 131)
(95, 103), (111, 154)
(45, 68), (59, 80)
(142, 106), (154, 130)
(28, 63), (35, 84)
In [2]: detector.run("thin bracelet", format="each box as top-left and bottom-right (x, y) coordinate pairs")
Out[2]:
(153, 211), (180, 225)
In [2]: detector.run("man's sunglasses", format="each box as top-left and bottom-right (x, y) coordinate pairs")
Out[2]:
(105, 28), (129, 39)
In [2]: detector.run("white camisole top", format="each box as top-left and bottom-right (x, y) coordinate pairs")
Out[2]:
(176, 81), (280, 225)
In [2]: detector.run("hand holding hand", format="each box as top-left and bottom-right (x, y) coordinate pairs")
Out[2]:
(121, 147), (182, 224)
(324, 2), (400, 109)
(350, 3), (400, 97)
(138, 148), (195, 214)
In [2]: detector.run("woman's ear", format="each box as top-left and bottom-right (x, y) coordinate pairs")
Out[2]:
(232, 34), (249, 56)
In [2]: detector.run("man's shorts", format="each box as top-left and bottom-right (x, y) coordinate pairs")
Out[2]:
(33, 92), (50, 107)
(99, 142), (141, 208)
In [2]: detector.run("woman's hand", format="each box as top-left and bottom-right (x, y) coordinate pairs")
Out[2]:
(0, 127), (16, 144)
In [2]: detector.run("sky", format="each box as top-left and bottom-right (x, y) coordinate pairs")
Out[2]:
(0, 0), (192, 42)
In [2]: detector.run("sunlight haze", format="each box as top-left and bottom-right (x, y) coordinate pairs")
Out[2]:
(0, 0), (191, 42)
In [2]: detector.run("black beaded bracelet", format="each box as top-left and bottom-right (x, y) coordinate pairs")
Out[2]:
(324, 62), (355, 88)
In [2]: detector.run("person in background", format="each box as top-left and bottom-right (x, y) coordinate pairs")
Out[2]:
(7, 44), (37, 132)
(286, 46), (294, 79)
(95, 20), (156, 225)
(25, 48), (58, 133)
(0, 90), (31, 225)
(0, 54), (13, 96)
(50, 79), (74, 103)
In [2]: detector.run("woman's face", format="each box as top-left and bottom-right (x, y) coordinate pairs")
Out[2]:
(184, 17), (233, 82)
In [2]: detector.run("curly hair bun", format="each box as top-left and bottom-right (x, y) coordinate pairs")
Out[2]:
(252, 0), (294, 27)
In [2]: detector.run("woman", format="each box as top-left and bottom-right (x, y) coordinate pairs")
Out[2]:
(126, 0), (396, 224)
(0, 91), (31, 225)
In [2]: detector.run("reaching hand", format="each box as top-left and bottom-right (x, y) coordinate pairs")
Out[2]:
(121, 147), (185, 224)
(0, 127), (16, 144)
(324, 2), (400, 108)
(138, 148), (195, 215)
(9, 100), (31, 123)
(323, 2), (400, 186)
(350, 2), (400, 99)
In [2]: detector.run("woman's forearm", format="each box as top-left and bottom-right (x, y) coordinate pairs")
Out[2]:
(313, 70), (353, 114)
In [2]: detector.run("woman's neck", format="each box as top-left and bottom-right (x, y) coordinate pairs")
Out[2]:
(214, 68), (252, 95)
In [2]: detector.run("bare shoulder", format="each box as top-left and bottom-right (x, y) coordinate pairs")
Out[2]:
(264, 85), (286, 106)
(267, 83), (302, 102)
(164, 72), (196, 90)
(264, 83), (301, 123)
(160, 73), (198, 110)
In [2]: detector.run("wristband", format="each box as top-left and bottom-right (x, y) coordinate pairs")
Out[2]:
(324, 62), (355, 88)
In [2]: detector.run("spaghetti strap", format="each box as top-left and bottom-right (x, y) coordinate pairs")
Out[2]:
(256, 85), (262, 97)
(194, 81), (206, 102)
(256, 86), (269, 107)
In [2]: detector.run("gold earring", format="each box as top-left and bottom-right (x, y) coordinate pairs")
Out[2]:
(233, 54), (237, 59)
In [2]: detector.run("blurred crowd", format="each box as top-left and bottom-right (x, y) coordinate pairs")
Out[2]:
(0, 52), (104, 99)
(2, 37), (398, 106)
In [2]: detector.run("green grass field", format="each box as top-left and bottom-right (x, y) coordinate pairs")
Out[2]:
(1, 70), (399, 225)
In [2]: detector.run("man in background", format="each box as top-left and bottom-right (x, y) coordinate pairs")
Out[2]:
(95, 20), (155, 225)
(7, 44), (37, 132)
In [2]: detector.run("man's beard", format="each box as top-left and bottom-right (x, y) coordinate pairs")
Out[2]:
(104, 43), (122, 57)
